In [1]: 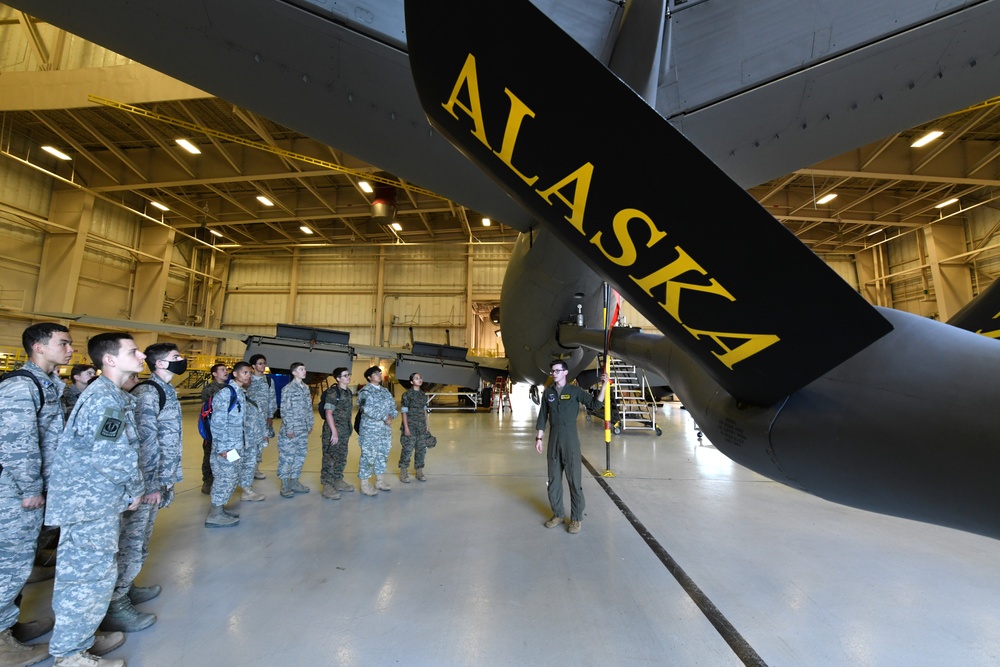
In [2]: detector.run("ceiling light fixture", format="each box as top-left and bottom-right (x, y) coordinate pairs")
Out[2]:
(41, 146), (72, 160)
(867, 228), (884, 237)
(175, 138), (201, 154)
(482, 217), (492, 226)
(300, 226), (313, 234)
(209, 229), (223, 238)
(391, 222), (402, 231)
(935, 198), (959, 209)
(256, 195), (274, 206)
(816, 193), (837, 205)
(359, 181), (374, 193)
(150, 201), (169, 211)
(911, 130), (943, 148)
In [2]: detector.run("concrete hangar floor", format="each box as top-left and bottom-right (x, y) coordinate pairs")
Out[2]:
(20, 386), (1000, 666)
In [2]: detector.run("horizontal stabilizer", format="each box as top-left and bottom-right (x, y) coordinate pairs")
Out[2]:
(405, 0), (892, 405)
(946, 279), (1000, 338)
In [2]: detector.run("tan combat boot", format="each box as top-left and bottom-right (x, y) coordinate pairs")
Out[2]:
(375, 474), (391, 491)
(0, 627), (49, 667)
(359, 478), (379, 496)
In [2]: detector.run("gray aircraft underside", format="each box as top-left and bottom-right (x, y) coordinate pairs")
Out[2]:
(12, 0), (1000, 538)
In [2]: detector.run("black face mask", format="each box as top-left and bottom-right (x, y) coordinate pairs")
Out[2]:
(165, 359), (188, 375)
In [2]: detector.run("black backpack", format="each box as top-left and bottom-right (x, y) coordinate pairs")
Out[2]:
(132, 380), (166, 413)
(0, 369), (45, 415)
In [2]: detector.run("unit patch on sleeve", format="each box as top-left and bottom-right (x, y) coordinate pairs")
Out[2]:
(96, 408), (126, 441)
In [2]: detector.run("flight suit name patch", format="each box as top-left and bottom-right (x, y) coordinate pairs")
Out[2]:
(560, 394), (571, 400)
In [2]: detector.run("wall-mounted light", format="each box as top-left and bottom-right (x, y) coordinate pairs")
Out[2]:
(911, 130), (943, 148)
(300, 226), (314, 234)
(175, 138), (201, 154)
(256, 195), (274, 206)
(482, 217), (492, 226)
(935, 198), (959, 209)
(150, 201), (169, 211)
(41, 146), (72, 160)
(359, 181), (374, 193)
(391, 222), (402, 231)
(816, 193), (837, 205)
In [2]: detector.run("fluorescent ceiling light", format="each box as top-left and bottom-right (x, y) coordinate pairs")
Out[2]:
(175, 138), (201, 154)
(359, 181), (374, 193)
(300, 226), (313, 234)
(150, 201), (169, 211)
(216, 243), (241, 248)
(256, 195), (274, 206)
(209, 229), (224, 238)
(816, 193), (837, 205)
(391, 222), (402, 231)
(482, 217), (492, 226)
(935, 198), (959, 209)
(41, 146), (71, 160)
(867, 228), (884, 237)
(911, 130), (943, 148)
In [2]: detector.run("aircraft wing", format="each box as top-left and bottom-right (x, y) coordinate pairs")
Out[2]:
(405, 0), (893, 406)
(946, 279), (1000, 338)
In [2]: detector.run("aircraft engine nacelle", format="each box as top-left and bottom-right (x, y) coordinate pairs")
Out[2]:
(561, 308), (1000, 540)
(500, 229), (606, 384)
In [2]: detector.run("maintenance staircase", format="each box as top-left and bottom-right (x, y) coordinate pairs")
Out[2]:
(492, 375), (512, 413)
(608, 358), (661, 435)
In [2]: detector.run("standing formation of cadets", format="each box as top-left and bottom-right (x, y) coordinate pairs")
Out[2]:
(3, 320), (633, 667)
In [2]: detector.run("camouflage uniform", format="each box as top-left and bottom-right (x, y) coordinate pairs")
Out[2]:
(277, 381), (313, 480)
(0, 361), (64, 633)
(208, 380), (246, 507)
(399, 388), (431, 471)
(46, 376), (143, 658)
(239, 393), (267, 489)
(357, 383), (397, 478)
(60, 383), (82, 419)
(200, 380), (228, 484)
(113, 374), (182, 602)
(320, 386), (352, 486)
(247, 374), (276, 444)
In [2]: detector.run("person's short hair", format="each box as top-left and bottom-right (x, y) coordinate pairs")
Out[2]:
(232, 361), (251, 373)
(290, 362), (305, 373)
(550, 359), (569, 372)
(210, 363), (227, 375)
(364, 365), (382, 380)
(248, 354), (266, 366)
(332, 367), (349, 379)
(70, 364), (95, 381)
(22, 322), (69, 356)
(88, 333), (134, 371)
(144, 342), (178, 370)
(409, 372), (420, 382)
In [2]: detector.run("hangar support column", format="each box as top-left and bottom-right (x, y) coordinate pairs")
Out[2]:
(33, 190), (94, 313)
(131, 221), (176, 350)
(924, 224), (973, 321)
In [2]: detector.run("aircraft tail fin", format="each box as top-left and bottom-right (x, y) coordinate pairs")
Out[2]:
(405, 0), (892, 405)
(946, 280), (1000, 339)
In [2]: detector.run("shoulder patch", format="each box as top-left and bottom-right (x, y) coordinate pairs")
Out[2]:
(546, 392), (556, 402)
(96, 407), (126, 441)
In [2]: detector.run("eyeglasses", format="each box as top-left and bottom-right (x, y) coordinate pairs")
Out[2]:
(339, 374), (351, 379)
(550, 369), (567, 374)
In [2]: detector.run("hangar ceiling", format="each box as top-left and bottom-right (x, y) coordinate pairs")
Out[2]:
(3, 8), (1000, 259)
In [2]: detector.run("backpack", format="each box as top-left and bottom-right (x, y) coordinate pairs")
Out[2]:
(132, 379), (166, 413)
(197, 385), (239, 441)
(353, 409), (363, 434)
(0, 369), (45, 415)
(318, 386), (334, 419)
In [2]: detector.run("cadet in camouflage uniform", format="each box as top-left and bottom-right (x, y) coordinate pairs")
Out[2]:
(101, 343), (186, 634)
(47, 332), (146, 667)
(199, 364), (230, 494)
(356, 366), (397, 496)
(237, 386), (267, 502)
(277, 362), (313, 498)
(399, 373), (433, 483)
(0, 322), (73, 666)
(247, 355), (276, 480)
(205, 362), (251, 528)
(320, 367), (354, 500)
(60, 364), (94, 419)
(535, 360), (608, 535)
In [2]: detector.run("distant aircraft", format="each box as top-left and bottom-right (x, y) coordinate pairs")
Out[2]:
(10, 0), (1000, 537)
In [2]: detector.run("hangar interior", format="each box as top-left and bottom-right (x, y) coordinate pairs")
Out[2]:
(3, 5), (1000, 667)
